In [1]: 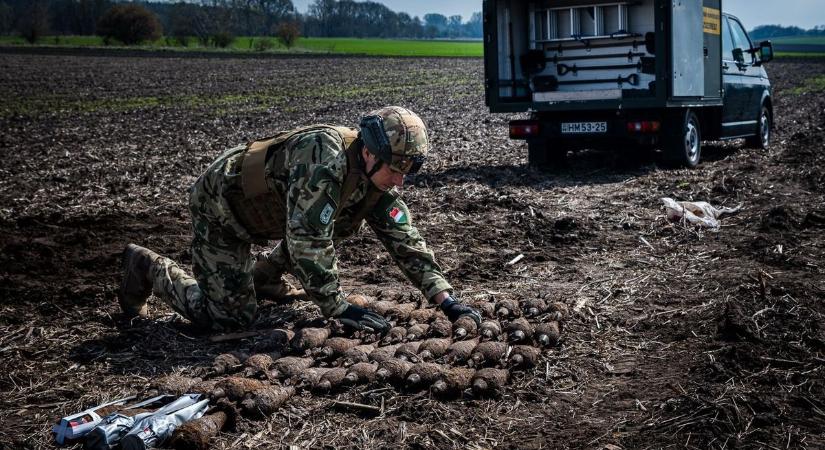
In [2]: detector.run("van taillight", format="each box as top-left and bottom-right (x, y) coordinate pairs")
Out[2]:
(509, 121), (540, 139)
(626, 120), (661, 133)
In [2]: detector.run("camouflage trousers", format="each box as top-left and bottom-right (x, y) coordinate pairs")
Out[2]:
(148, 146), (295, 331)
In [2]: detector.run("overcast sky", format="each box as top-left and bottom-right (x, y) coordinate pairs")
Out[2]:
(291, 0), (825, 29)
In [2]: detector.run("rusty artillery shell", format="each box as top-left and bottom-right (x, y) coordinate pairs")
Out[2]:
(429, 318), (452, 338)
(291, 327), (331, 352)
(445, 338), (480, 365)
(509, 345), (541, 369)
(405, 362), (446, 389)
(271, 356), (314, 379)
(316, 337), (361, 359)
(395, 341), (422, 362)
(507, 317), (535, 343)
(376, 358), (414, 383)
(496, 299), (521, 319)
(212, 353), (242, 375)
(417, 337), (452, 360)
(244, 353), (275, 377)
(479, 320), (502, 340)
(346, 294), (374, 309)
(431, 367), (476, 398)
(548, 302), (570, 322)
(253, 329), (295, 353)
(469, 301), (496, 319)
(315, 367), (348, 392)
(213, 377), (268, 401)
(471, 368), (509, 395)
(151, 375), (202, 396)
(408, 308), (437, 325)
(342, 344), (375, 366)
(535, 321), (561, 347)
(453, 315), (479, 340)
(383, 326), (407, 344)
(241, 386), (295, 418)
(191, 379), (220, 397)
(169, 411), (228, 450)
(387, 303), (416, 321)
(406, 323), (430, 341)
(470, 341), (508, 367)
(296, 367), (333, 388)
(368, 343), (401, 363)
(523, 299), (548, 317)
(344, 362), (379, 385)
(370, 300), (396, 316)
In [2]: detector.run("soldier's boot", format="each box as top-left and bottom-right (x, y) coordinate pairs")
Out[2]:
(118, 243), (160, 317)
(252, 258), (306, 302)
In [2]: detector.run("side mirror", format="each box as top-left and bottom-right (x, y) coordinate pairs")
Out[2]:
(732, 48), (745, 65)
(759, 40), (773, 63)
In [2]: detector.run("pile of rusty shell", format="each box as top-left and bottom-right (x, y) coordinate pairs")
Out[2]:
(241, 386), (295, 419)
(342, 344), (375, 366)
(548, 302), (570, 322)
(315, 337), (361, 359)
(469, 301), (496, 319)
(535, 322), (561, 347)
(212, 377), (268, 401)
(522, 299), (547, 317)
(469, 341), (508, 367)
(471, 368), (509, 395)
(444, 338), (480, 365)
(507, 317), (535, 343)
(270, 357), (314, 379)
(290, 327), (330, 353)
(429, 318), (453, 338)
(508, 345), (541, 369)
(253, 329), (295, 353)
(346, 294), (374, 309)
(295, 367), (333, 388)
(405, 362), (446, 389)
(212, 353), (243, 376)
(344, 362), (379, 385)
(375, 358), (414, 383)
(406, 323), (430, 341)
(370, 300), (396, 316)
(453, 315), (478, 340)
(496, 299), (521, 319)
(382, 326), (407, 344)
(170, 402), (237, 450)
(395, 341), (422, 362)
(190, 379), (221, 397)
(431, 367), (476, 398)
(387, 303), (416, 321)
(368, 343), (401, 363)
(479, 320), (502, 340)
(314, 367), (348, 392)
(417, 337), (452, 360)
(150, 375), (202, 397)
(243, 354), (275, 378)
(408, 308), (437, 325)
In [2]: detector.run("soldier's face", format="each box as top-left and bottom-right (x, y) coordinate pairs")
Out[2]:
(364, 149), (405, 191)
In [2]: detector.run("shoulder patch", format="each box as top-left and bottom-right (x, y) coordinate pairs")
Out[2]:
(320, 203), (335, 225)
(387, 206), (408, 225)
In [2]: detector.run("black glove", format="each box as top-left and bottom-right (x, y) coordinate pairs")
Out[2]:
(439, 296), (482, 326)
(336, 303), (390, 334)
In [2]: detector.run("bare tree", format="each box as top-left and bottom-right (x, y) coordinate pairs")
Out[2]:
(18, 0), (50, 43)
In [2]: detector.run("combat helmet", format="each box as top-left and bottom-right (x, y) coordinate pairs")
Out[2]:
(359, 106), (428, 175)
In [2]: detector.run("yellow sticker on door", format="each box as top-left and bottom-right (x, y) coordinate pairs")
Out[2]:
(703, 7), (721, 35)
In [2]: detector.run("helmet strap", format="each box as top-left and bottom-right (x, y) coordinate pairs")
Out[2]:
(365, 158), (383, 179)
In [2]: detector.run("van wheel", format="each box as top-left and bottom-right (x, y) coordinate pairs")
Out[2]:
(745, 105), (771, 149)
(663, 109), (701, 168)
(527, 138), (567, 170)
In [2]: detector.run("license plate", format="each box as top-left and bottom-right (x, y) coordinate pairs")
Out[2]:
(561, 122), (607, 134)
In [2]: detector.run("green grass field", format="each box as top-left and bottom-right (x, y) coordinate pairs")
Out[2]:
(770, 35), (825, 45)
(0, 35), (483, 57)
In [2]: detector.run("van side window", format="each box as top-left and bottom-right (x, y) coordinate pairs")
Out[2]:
(722, 16), (734, 61)
(729, 17), (754, 63)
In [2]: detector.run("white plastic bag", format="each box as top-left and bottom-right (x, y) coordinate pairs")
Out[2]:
(661, 197), (742, 230)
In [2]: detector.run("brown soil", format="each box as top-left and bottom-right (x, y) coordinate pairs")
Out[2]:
(0, 52), (824, 449)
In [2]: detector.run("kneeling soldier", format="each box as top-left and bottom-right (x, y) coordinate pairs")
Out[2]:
(118, 106), (481, 334)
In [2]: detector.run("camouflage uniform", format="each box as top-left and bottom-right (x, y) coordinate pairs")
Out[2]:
(148, 124), (451, 331)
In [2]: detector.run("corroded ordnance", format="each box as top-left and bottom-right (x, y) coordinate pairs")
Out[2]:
(151, 375), (202, 396)
(395, 341), (423, 362)
(271, 356), (314, 379)
(241, 386), (295, 418)
(429, 318), (452, 338)
(535, 322), (561, 347)
(190, 379), (220, 397)
(212, 353), (242, 375)
(471, 368), (509, 395)
(290, 327), (331, 352)
(431, 367), (476, 398)
(254, 329), (295, 353)
(479, 320), (501, 340)
(523, 299), (548, 317)
(509, 345), (541, 369)
(315, 367), (348, 392)
(170, 410), (230, 450)
(470, 341), (508, 367)
(213, 377), (268, 401)
(453, 315), (478, 340)
(496, 299), (521, 319)
(445, 338), (480, 365)
(507, 317), (535, 343)
(316, 337), (361, 358)
(375, 358), (414, 383)
(408, 308), (437, 325)
(244, 353), (275, 378)
(346, 294), (374, 309)
(406, 323), (430, 341)
(344, 362), (379, 384)
(370, 300), (396, 316)
(417, 338), (452, 360)
(368, 343), (401, 363)
(405, 362), (446, 389)
(548, 302), (570, 322)
(469, 301), (496, 319)
(383, 326), (407, 344)
(342, 344), (375, 366)
(296, 367), (333, 388)
(387, 303), (417, 321)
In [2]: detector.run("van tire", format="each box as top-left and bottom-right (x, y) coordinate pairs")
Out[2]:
(745, 105), (771, 150)
(663, 109), (701, 168)
(527, 138), (567, 170)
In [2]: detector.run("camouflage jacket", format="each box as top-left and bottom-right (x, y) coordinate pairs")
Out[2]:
(207, 127), (452, 316)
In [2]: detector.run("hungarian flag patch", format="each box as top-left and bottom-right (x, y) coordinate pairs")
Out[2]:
(388, 206), (407, 224)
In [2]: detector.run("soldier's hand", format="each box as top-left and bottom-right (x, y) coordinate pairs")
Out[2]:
(336, 303), (391, 335)
(439, 296), (482, 326)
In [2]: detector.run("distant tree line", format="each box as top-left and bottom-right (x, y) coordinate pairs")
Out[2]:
(749, 24), (825, 40)
(0, 0), (483, 45)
